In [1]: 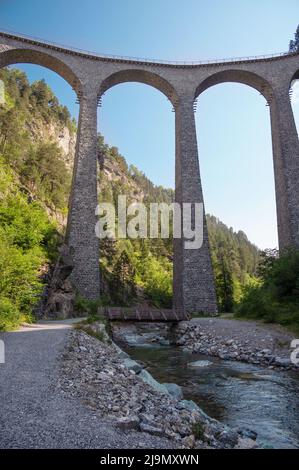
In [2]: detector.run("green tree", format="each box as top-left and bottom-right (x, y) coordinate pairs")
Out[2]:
(237, 248), (299, 329)
(18, 142), (71, 209)
(216, 254), (234, 312)
(0, 159), (59, 330)
(112, 250), (136, 305)
(289, 24), (299, 53)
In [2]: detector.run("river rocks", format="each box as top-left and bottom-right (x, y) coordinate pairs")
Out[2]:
(138, 369), (169, 394)
(175, 321), (299, 371)
(122, 358), (144, 374)
(179, 399), (201, 413)
(274, 357), (292, 367)
(140, 422), (164, 436)
(187, 360), (213, 368)
(163, 383), (183, 400)
(214, 428), (239, 447)
(114, 343), (130, 359)
(58, 329), (250, 449)
(86, 321), (111, 343)
(237, 427), (258, 440)
(116, 415), (140, 430)
(176, 336), (188, 346)
(236, 437), (258, 449)
(181, 434), (196, 448)
(112, 322), (174, 349)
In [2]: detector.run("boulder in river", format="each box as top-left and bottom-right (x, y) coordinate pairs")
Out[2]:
(138, 369), (169, 394)
(122, 358), (144, 374)
(187, 360), (213, 368)
(163, 383), (183, 400)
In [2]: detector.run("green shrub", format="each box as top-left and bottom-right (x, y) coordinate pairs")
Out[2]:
(0, 237), (44, 310)
(0, 297), (21, 331)
(0, 192), (52, 250)
(192, 422), (206, 441)
(0, 159), (60, 331)
(136, 255), (172, 308)
(236, 248), (299, 329)
(74, 294), (106, 322)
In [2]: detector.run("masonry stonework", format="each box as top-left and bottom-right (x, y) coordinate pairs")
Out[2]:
(66, 87), (100, 299)
(1, 31), (299, 314)
(174, 95), (217, 313)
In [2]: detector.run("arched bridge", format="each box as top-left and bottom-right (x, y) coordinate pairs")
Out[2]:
(1, 30), (299, 315)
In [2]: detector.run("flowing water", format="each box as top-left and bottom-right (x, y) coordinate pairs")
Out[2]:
(116, 324), (299, 449)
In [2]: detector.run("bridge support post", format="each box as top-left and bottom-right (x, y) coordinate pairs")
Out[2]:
(66, 89), (100, 299)
(174, 96), (218, 314)
(270, 88), (299, 249)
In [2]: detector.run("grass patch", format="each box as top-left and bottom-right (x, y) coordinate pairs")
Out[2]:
(74, 321), (111, 344)
(192, 422), (206, 441)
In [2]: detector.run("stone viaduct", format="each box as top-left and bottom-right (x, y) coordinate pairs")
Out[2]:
(0, 30), (299, 314)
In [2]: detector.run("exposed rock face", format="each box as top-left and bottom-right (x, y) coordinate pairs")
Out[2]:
(43, 245), (76, 319)
(26, 119), (76, 170)
(100, 157), (145, 203)
(57, 328), (257, 449)
(54, 125), (76, 169)
(24, 105), (76, 233)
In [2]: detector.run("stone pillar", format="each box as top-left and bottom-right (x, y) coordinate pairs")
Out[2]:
(174, 95), (218, 314)
(66, 88), (100, 299)
(270, 87), (299, 249)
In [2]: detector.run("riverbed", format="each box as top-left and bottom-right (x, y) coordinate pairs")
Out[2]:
(114, 323), (299, 449)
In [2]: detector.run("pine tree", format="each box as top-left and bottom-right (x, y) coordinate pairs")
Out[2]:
(289, 25), (299, 53)
(216, 252), (234, 312)
(112, 250), (136, 305)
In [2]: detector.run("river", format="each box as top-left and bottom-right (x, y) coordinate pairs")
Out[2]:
(115, 323), (299, 449)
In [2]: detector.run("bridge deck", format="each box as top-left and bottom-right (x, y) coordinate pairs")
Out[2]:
(100, 307), (189, 322)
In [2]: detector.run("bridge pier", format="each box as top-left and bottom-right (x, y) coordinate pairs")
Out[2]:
(174, 96), (218, 314)
(270, 87), (299, 249)
(66, 89), (100, 299)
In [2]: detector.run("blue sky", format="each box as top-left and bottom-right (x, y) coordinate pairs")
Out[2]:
(1, 0), (299, 248)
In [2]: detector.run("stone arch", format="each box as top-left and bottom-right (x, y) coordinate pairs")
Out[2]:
(98, 69), (179, 106)
(0, 48), (81, 95)
(195, 69), (274, 102)
(194, 67), (279, 250)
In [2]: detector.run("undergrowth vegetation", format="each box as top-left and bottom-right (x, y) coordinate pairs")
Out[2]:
(0, 68), (73, 330)
(0, 158), (59, 330)
(236, 248), (299, 331)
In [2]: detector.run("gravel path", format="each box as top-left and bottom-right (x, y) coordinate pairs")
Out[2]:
(0, 321), (176, 449)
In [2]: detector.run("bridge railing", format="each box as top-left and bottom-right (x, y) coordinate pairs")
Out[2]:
(101, 306), (189, 322)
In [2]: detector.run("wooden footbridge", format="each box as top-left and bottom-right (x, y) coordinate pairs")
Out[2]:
(100, 307), (189, 322)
